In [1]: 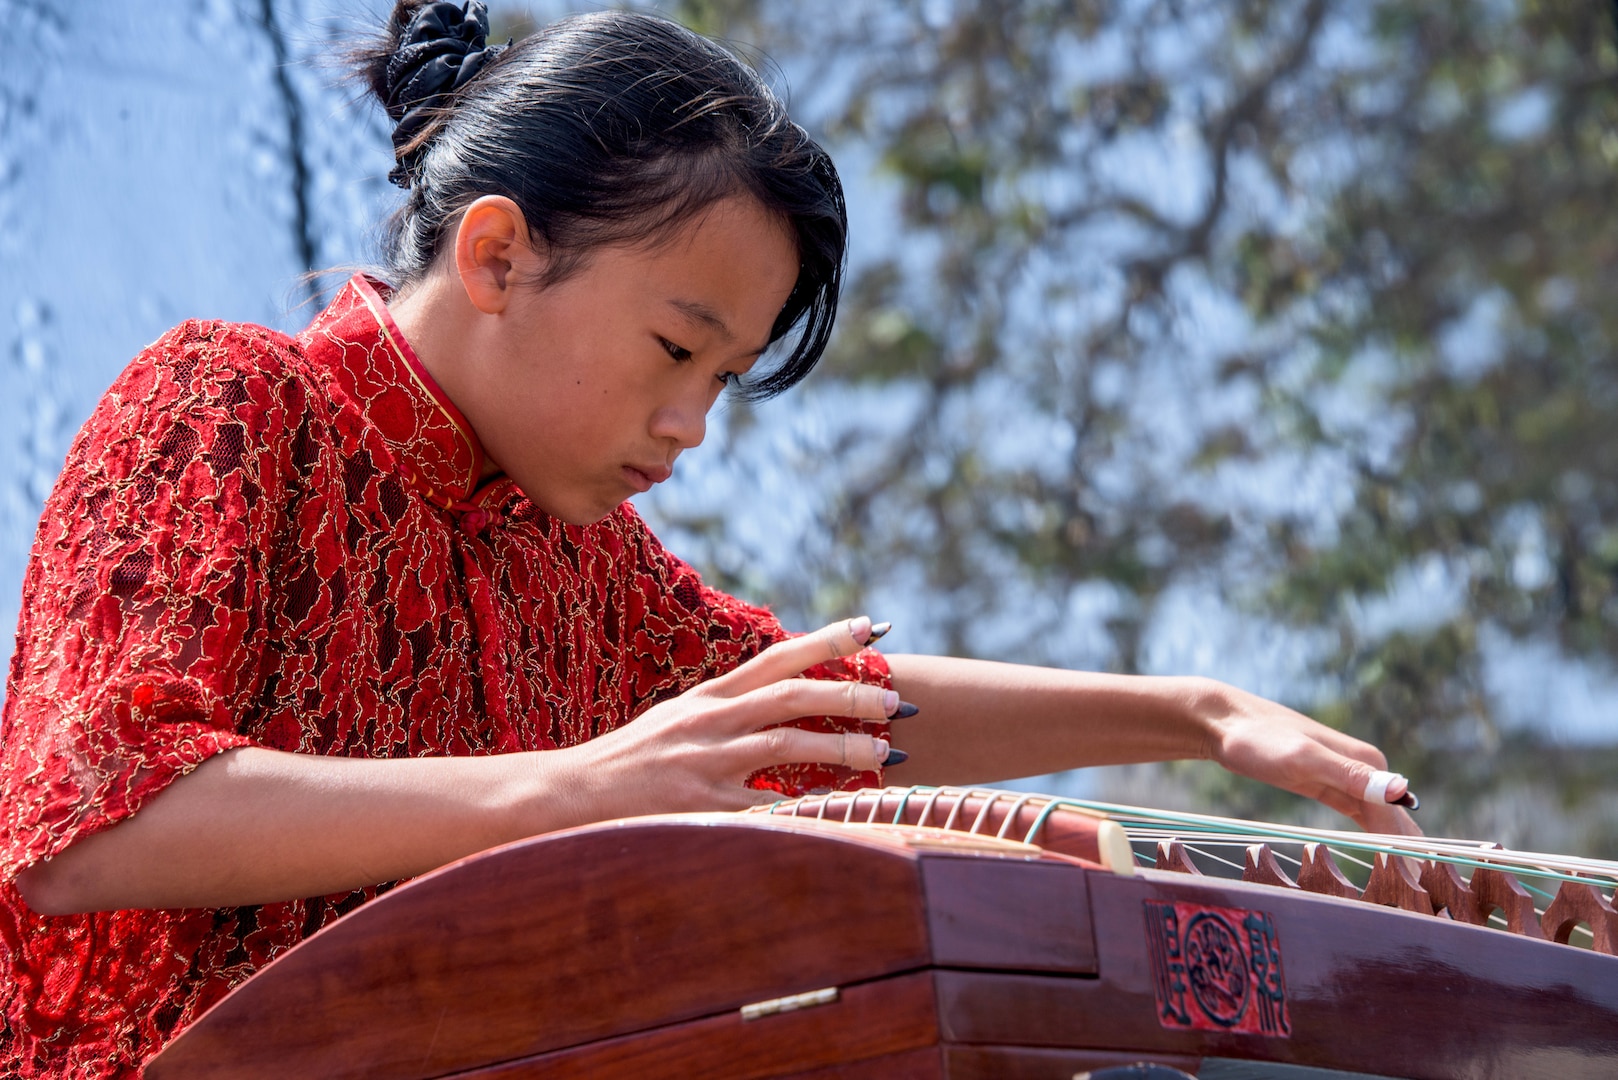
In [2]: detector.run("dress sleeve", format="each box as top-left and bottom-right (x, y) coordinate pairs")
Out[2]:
(615, 508), (893, 795)
(0, 321), (297, 883)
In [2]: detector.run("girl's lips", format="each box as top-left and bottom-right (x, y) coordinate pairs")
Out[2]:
(623, 464), (672, 492)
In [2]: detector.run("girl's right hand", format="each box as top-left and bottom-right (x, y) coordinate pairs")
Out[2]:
(555, 616), (902, 822)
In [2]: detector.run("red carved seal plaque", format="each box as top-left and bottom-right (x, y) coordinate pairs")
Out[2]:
(1144, 900), (1290, 1037)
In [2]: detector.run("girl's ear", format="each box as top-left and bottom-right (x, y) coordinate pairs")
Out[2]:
(453, 195), (543, 314)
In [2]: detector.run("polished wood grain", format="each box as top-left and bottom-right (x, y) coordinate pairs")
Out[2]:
(1042, 871), (1618, 1079)
(150, 814), (1618, 1080)
(933, 1047), (1202, 1080)
(774, 1048), (943, 1079)
(776, 1046), (1203, 1080)
(443, 974), (1203, 1080)
(920, 856), (1095, 972)
(148, 818), (945, 1079)
(446, 971), (940, 1079)
(147, 815), (1096, 1079)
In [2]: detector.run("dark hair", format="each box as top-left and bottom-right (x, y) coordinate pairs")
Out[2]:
(355, 4), (846, 401)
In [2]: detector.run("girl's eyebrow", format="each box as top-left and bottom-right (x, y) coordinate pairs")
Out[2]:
(669, 298), (734, 339)
(669, 298), (769, 356)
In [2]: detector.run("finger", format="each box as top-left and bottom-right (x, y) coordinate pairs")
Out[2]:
(735, 726), (893, 772)
(722, 678), (899, 734)
(1304, 785), (1420, 837)
(1267, 743), (1426, 835)
(1313, 786), (1382, 829)
(1313, 728), (1391, 773)
(1357, 800), (1424, 838)
(1262, 707), (1390, 772)
(1312, 746), (1386, 811)
(707, 618), (877, 697)
(737, 786), (790, 809)
(719, 684), (892, 741)
(1361, 769), (1419, 810)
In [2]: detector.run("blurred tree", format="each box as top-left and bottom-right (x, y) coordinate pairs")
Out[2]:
(510, 0), (1618, 849)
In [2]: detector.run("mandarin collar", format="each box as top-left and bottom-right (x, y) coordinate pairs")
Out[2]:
(297, 274), (495, 513)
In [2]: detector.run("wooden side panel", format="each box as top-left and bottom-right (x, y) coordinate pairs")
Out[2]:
(777, 1048), (943, 1080)
(149, 813), (1618, 1080)
(933, 871), (1618, 1080)
(778, 1045), (1202, 1080)
(941, 1047), (1202, 1080)
(446, 971), (942, 1080)
(921, 857), (1096, 973)
(147, 820), (935, 1080)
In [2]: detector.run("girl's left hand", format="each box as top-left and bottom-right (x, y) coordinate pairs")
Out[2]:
(1195, 680), (1422, 836)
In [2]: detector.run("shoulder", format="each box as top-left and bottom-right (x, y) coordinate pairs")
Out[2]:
(92, 318), (329, 441)
(65, 318), (334, 497)
(112, 318), (306, 403)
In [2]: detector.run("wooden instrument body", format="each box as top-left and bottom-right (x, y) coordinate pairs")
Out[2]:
(146, 812), (1618, 1080)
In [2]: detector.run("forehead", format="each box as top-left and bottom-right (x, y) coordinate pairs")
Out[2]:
(639, 195), (796, 271)
(613, 196), (799, 328)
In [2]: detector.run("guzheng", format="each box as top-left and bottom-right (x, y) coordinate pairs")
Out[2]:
(146, 786), (1618, 1079)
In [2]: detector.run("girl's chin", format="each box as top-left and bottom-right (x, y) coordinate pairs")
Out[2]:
(501, 476), (616, 527)
(543, 504), (618, 528)
(544, 492), (626, 527)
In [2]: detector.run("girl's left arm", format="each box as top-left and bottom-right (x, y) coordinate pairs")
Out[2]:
(881, 654), (1419, 835)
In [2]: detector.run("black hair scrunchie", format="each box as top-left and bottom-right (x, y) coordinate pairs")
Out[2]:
(385, 1), (506, 187)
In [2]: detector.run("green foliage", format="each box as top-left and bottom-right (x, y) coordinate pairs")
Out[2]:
(560, 0), (1618, 849)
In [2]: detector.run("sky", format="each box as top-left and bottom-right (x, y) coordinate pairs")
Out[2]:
(2, 0), (1612, 763)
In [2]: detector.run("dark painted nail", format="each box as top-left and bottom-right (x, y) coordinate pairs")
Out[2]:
(1396, 791), (1420, 811)
(865, 621), (892, 644)
(894, 701), (920, 719)
(883, 747), (909, 766)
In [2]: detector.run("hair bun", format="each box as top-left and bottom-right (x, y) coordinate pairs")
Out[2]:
(383, 1), (506, 187)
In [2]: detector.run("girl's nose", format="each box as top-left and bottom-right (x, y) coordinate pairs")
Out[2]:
(650, 400), (707, 450)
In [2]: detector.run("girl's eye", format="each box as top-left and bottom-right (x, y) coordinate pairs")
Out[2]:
(659, 337), (693, 362)
(716, 371), (740, 388)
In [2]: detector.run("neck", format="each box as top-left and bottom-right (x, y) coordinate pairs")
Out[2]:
(387, 274), (504, 480)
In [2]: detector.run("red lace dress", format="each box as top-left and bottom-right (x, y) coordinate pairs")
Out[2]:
(0, 275), (891, 1078)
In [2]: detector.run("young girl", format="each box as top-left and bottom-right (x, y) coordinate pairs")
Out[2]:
(0, 4), (1415, 1075)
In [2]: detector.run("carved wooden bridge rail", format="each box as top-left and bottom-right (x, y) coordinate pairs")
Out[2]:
(753, 785), (1618, 956)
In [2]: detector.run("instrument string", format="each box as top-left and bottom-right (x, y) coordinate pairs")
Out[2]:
(1121, 837), (1596, 945)
(1129, 826), (1599, 898)
(1178, 844), (1248, 874)
(1029, 795), (1618, 891)
(756, 787), (1618, 906)
(1124, 827), (1581, 914)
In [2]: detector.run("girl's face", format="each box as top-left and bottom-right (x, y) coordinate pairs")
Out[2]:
(455, 195), (800, 525)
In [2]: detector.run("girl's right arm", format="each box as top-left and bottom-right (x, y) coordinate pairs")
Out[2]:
(14, 620), (897, 915)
